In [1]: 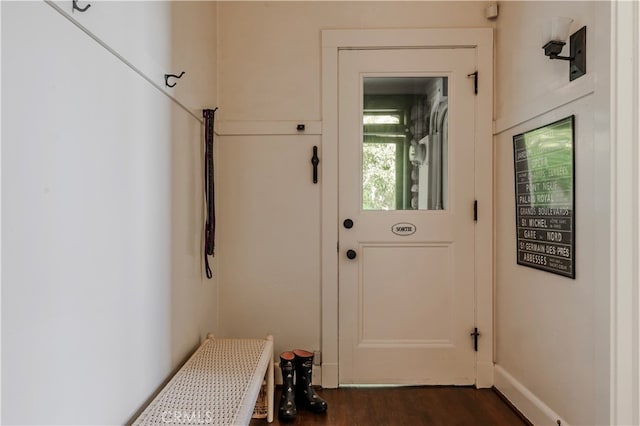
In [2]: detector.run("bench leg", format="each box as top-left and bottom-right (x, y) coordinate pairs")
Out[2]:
(267, 336), (274, 423)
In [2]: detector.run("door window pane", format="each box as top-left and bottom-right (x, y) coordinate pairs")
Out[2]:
(362, 77), (448, 210)
(363, 142), (397, 210)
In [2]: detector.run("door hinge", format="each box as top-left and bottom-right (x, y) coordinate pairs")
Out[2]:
(337, 241), (339, 252)
(473, 200), (478, 222)
(467, 71), (478, 95)
(470, 327), (480, 352)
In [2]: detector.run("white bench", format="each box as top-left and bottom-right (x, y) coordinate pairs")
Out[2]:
(133, 334), (274, 425)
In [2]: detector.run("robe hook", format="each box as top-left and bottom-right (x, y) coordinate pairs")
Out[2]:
(164, 71), (186, 88)
(73, 0), (91, 12)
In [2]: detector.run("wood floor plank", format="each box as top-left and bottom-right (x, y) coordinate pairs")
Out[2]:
(250, 386), (530, 426)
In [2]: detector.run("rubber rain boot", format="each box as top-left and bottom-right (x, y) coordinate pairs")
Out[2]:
(293, 349), (328, 413)
(278, 352), (297, 421)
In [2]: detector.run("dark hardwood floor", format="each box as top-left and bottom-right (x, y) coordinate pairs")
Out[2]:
(250, 386), (530, 426)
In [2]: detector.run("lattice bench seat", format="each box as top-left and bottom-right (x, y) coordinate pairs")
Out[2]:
(133, 334), (274, 425)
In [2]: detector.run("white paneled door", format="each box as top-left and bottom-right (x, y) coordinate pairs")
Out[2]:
(338, 48), (477, 385)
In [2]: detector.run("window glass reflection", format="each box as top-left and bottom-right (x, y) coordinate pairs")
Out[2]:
(362, 77), (448, 211)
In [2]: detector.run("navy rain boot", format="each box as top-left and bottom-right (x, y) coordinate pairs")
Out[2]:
(293, 349), (328, 414)
(278, 352), (297, 421)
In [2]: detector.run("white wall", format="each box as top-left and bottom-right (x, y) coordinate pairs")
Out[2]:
(493, 2), (611, 425)
(215, 1), (491, 363)
(1, 2), (217, 424)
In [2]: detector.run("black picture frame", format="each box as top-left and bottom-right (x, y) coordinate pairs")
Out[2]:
(513, 115), (575, 279)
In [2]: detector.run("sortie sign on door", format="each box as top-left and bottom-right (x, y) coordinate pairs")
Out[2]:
(392, 223), (416, 236)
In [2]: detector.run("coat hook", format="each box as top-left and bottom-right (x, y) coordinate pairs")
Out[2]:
(73, 0), (91, 12)
(164, 71), (186, 88)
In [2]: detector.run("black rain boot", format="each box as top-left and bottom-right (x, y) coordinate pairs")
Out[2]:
(293, 349), (328, 413)
(278, 352), (297, 421)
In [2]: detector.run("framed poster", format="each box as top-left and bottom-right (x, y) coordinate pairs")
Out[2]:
(513, 115), (575, 279)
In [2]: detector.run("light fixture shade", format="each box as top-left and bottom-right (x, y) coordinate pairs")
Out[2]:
(541, 19), (587, 82)
(543, 16), (574, 44)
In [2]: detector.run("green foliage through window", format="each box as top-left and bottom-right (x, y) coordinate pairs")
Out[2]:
(362, 143), (397, 210)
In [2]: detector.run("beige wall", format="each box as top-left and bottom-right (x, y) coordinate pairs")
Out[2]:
(215, 1), (491, 359)
(1, 2), (218, 423)
(217, 1), (489, 121)
(493, 2), (610, 425)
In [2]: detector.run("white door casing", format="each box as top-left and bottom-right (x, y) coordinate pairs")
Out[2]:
(321, 29), (494, 388)
(338, 48), (476, 385)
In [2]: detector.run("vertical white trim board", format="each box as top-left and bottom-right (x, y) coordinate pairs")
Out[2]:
(610, 0), (640, 424)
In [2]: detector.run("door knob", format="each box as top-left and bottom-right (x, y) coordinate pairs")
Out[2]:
(343, 219), (354, 229)
(346, 249), (357, 260)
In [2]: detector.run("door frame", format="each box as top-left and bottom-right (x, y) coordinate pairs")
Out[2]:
(320, 28), (494, 388)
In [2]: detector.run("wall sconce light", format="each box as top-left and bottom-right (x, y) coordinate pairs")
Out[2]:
(542, 17), (587, 81)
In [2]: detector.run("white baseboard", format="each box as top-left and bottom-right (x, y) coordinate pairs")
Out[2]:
(494, 364), (568, 426)
(274, 361), (282, 385)
(275, 360), (493, 390)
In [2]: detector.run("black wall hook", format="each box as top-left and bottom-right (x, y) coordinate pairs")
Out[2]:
(73, 0), (91, 12)
(164, 71), (186, 88)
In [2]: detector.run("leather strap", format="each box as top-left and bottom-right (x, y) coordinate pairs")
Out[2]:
(203, 108), (218, 279)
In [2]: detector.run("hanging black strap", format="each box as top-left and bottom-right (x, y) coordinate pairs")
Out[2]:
(203, 108), (218, 279)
